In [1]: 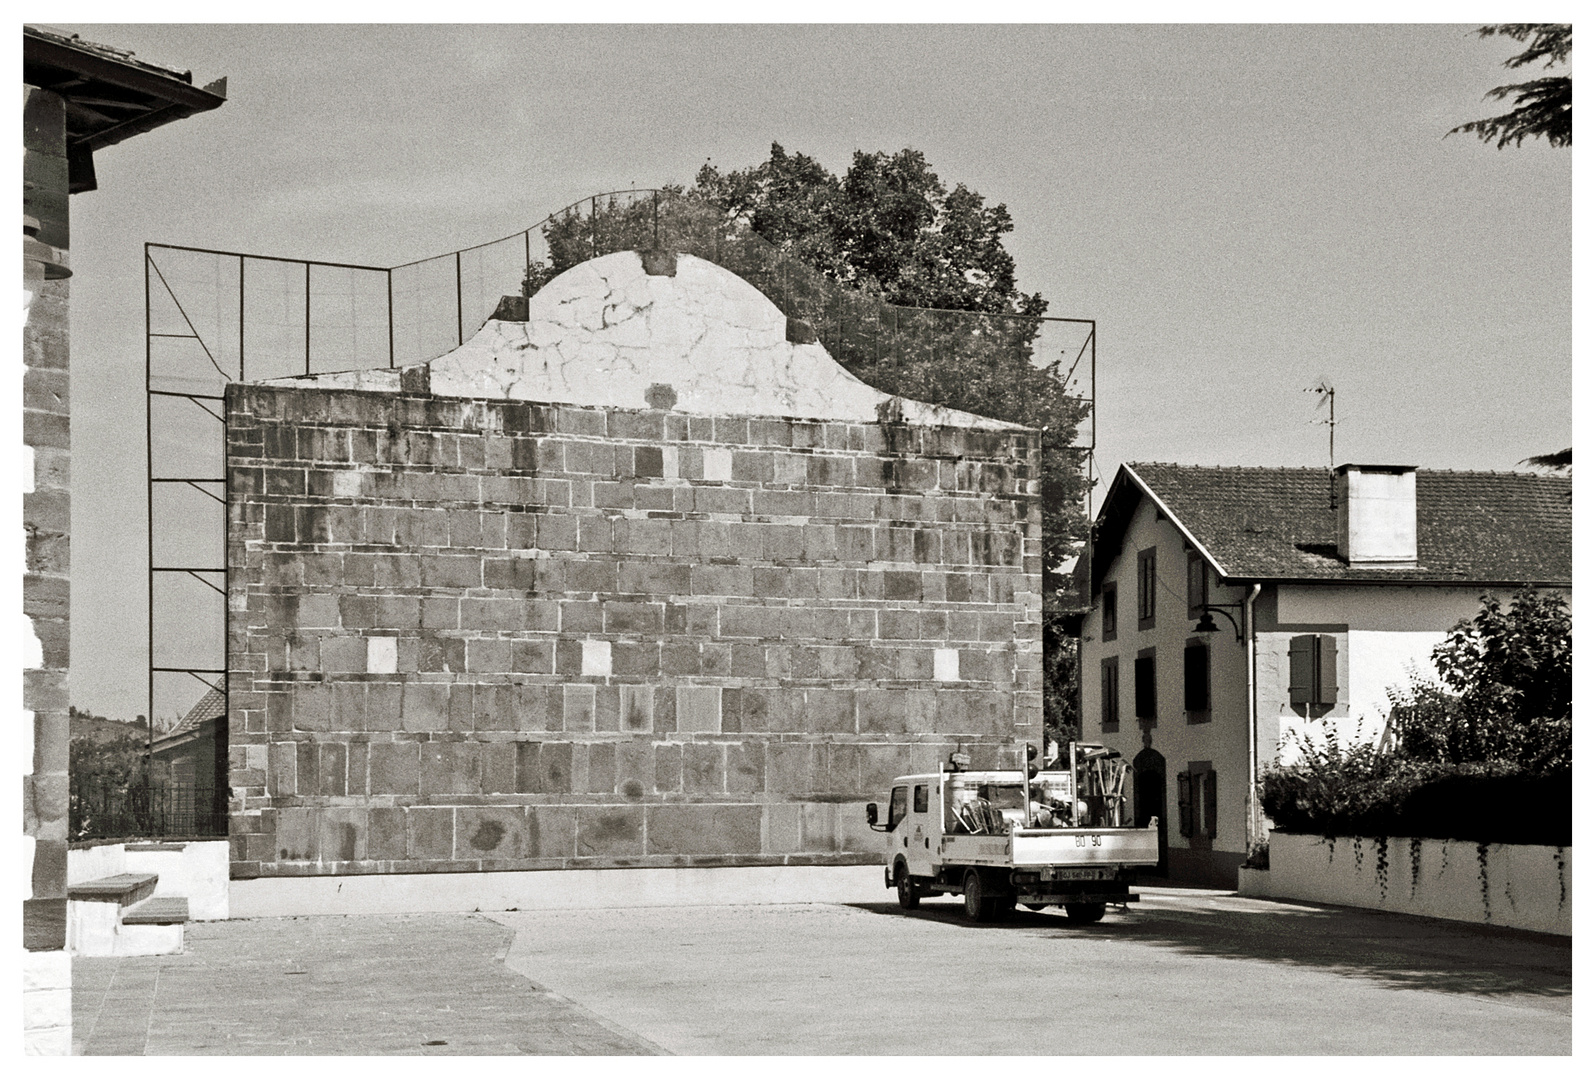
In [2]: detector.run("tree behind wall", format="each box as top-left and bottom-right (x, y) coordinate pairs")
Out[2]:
(525, 147), (1093, 743)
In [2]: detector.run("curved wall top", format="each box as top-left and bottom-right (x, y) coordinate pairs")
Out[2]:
(272, 250), (1019, 430)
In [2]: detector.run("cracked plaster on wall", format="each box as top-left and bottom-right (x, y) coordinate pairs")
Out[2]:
(268, 251), (1017, 428)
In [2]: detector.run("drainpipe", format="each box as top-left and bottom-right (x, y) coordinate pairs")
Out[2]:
(1244, 583), (1263, 855)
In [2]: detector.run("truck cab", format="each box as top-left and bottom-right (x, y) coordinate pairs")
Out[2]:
(867, 744), (1160, 923)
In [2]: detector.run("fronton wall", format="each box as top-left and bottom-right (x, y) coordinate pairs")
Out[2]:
(226, 383), (1041, 877)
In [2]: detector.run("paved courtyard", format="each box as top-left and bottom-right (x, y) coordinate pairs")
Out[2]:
(73, 888), (1570, 1055)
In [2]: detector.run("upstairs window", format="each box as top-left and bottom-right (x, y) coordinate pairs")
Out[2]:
(1137, 548), (1157, 630)
(1184, 640), (1210, 721)
(1134, 649), (1157, 721)
(1288, 634), (1339, 706)
(1101, 583), (1118, 642)
(1100, 657), (1120, 733)
(1187, 551), (1208, 618)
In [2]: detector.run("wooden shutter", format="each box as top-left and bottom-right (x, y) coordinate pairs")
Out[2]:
(1187, 552), (1207, 617)
(1138, 549), (1156, 627)
(1288, 635), (1314, 704)
(1100, 658), (1119, 731)
(1184, 642), (1209, 712)
(1203, 769), (1219, 838)
(1316, 636), (1339, 705)
(1176, 771), (1193, 837)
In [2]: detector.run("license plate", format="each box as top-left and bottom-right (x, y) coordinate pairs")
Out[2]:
(1043, 867), (1112, 881)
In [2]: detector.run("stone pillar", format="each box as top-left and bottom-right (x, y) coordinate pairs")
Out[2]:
(22, 83), (73, 1056)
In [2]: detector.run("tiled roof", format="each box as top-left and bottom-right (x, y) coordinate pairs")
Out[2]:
(153, 684), (225, 749)
(1112, 463), (1571, 585)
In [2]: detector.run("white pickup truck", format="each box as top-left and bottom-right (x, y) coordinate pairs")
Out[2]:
(866, 743), (1160, 923)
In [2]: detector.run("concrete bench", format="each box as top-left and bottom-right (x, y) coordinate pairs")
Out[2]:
(122, 897), (190, 925)
(67, 873), (158, 908)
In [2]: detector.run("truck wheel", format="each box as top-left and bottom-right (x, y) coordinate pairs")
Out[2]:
(895, 864), (920, 911)
(1023, 903), (1050, 912)
(963, 870), (995, 922)
(1064, 902), (1107, 924)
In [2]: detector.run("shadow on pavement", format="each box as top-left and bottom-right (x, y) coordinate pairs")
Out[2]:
(845, 892), (1571, 1005)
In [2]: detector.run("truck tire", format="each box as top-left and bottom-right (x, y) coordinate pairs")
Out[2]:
(895, 863), (920, 911)
(963, 869), (1004, 922)
(1064, 902), (1107, 924)
(1023, 903), (1050, 912)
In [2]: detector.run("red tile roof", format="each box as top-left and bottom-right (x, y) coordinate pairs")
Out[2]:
(1101, 463), (1570, 586)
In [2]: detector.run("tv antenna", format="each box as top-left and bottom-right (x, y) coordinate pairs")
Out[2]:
(1305, 381), (1335, 507)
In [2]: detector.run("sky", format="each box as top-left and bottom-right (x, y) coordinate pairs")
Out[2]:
(45, 22), (1572, 721)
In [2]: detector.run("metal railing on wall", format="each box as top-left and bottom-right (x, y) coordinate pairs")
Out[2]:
(146, 188), (1097, 757)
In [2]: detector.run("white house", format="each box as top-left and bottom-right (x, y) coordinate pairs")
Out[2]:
(1074, 463), (1571, 887)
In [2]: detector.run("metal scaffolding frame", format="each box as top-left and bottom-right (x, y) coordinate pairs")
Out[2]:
(145, 188), (1097, 753)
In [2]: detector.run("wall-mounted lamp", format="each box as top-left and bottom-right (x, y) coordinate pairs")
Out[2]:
(1193, 603), (1245, 642)
(23, 214), (70, 324)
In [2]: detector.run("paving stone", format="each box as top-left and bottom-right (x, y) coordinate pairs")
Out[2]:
(73, 914), (659, 1055)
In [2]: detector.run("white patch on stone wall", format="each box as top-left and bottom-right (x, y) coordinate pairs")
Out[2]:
(676, 686), (722, 733)
(703, 447), (733, 482)
(333, 470), (363, 498)
(366, 636), (398, 674)
(582, 639), (612, 677)
(934, 648), (961, 682)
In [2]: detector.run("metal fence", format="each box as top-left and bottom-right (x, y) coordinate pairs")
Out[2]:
(147, 188), (1098, 747)
(70, 779), (229, 842)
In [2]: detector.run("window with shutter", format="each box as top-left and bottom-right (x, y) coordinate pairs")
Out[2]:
(1101, 583), (1118, 642)
(1176, 770), (1193, 837)
(1288, 634), (1340, 706)
(1137, 548), (1157, 629)
(1186, 551), (1208, 618)
(1134, 650), (1157, 721)
(1100, 657), (1120, 733)
(1184, 640), (1210, 720)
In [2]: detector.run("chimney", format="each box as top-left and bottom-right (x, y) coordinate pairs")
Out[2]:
(1335, 465), (1417, 565)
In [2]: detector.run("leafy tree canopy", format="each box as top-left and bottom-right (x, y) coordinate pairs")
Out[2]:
(694, 144), (1047, 318)
(1449, 24), (1572, 149)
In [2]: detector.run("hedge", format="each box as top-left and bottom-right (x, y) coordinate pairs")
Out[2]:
(1261, 767), (1570, 847)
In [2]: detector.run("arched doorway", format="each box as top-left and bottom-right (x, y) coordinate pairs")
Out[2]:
(1133, 748), (1168, 877)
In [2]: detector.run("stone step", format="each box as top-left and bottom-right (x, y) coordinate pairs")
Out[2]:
(67, 873), (158, 908)
(122, 896), (190, 925)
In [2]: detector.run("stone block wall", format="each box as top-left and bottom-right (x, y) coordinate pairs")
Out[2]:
(226, 380), (1041, 877)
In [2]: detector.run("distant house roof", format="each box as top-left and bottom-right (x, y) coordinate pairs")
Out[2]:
(151, 684), (225, 755)
(1090, 463), (1571, 593)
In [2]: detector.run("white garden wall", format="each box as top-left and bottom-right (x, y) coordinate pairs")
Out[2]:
(1238, 831), (1570, 936)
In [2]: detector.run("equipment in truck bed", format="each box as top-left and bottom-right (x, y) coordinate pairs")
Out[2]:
(865, 742), (1159, 923)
